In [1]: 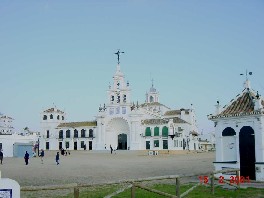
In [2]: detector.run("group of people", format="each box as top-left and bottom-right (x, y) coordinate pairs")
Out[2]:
(60, 148), (70, 156)
(23, 149), (61, 165)
(0, 148), (65, 165)
(109, 145), (118, 154)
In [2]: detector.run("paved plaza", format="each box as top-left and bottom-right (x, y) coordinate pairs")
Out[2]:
(0, 150), (215, 187)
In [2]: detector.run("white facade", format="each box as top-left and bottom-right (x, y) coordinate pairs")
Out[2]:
(199, 132), (216, 151)
(208, 80), (264, 181)
(0, 113), (14, 134)
(40, 62), (200, 151)
(0, 133), (38, 157)
(0, 112), (39, 157)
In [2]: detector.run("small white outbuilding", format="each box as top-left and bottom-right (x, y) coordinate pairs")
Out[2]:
(208, 79), (264, 181)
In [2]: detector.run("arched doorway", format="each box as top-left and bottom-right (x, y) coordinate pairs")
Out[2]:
(118, 133), (127, 150)
(106, 117), (130, 150)
(239, 126), (255, 180)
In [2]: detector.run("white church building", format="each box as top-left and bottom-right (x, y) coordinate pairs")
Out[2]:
(208, 79), (264, 181)
(40, 55), (200, 151)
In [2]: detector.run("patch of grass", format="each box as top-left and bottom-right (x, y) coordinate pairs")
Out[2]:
(113, 183), (195, 198)
(55, 184), (122, 198)
(187, 185), (264, 198)
(54, 183), (264, 198)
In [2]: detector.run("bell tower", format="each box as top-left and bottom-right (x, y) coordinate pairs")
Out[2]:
(146, 79), (159, 103)
(107, 50), (131, 107)
(98, 50), (132, 116)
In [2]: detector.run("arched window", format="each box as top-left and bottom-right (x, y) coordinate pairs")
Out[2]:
(154, 127), (159, 136)
(57, 115), (60, 120)
(43, 115), (47, 120)
(50, 114), (53, 119)
(81, 129), (86, 138)
(145, 127), (151, 136)
(74, 129), (78, 138)
(62, 116), (64, 120)
(222, 127), (236, 162)
(222, 127), (236, 136)
(162, 126), (168, 137)
(66, 130), (70, 138)
(59, 130), (63, 139)
(89, 129), (93, 138)
(150, 96), (154, 102)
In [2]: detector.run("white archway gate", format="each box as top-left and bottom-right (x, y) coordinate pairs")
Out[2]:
(105, 118), (130, 150)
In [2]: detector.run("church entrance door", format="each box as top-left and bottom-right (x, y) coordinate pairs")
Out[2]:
(118, 133), (127, 150)
(239, 126), (255, 180)
(106, 118), (130, 150)
(74, 142), (77, 150)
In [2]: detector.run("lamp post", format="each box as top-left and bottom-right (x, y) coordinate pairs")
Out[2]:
(169, 126), (176, 140)
(186, 136), (190, 151)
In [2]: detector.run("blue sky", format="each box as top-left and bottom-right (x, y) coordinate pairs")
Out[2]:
(0, 0), (263, 133)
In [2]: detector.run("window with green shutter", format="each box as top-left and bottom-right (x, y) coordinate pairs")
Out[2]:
(154, 127), (159, 136)
(145, 127), (151, 136)
(162, 126), (168, 137)
(154, 140), (159, 147)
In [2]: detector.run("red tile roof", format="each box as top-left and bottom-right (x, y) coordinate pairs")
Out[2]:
(220, 91), (255, 115)
(190, 131), (199, 136)
(141, 117), (189, 125)
(210, 88), (264, 119)
(164, 109), (190, 116)
(140, 102), (170, 109)
(57, 121), (97, 128)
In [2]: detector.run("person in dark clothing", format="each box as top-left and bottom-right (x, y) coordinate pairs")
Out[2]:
(0, 150), (3, 164)
(40, 149), (44, 164)
(56, 152), (60, 165)
(24, 151), (29, 165)
(110, 145), (113, 154)
(61, 148), (65, 156)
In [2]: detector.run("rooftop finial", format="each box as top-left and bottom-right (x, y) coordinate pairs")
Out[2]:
(240, 69), (252, 89)
(240, 69), (252, 80)
(114, 49), (124, 65)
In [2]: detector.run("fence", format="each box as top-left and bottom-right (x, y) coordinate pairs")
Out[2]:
(21, 168), (242, 198)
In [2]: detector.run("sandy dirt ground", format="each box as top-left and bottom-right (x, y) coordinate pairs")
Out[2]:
(0, 150), (215, 188)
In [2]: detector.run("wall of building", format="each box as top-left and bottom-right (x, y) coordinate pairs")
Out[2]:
(0, 134), (37, 157)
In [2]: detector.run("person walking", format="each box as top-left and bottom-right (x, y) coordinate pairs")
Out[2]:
(40, 149), (44, 164)
(55, 152), (60, 165)
(24, 151), (29, 165)
(0, 150), (3, 164)
(110, 145), (113, 154)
